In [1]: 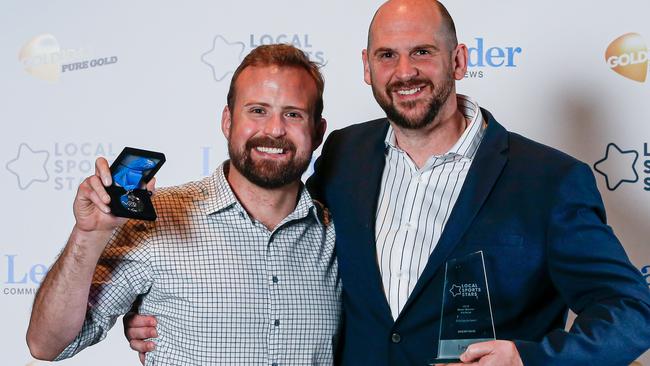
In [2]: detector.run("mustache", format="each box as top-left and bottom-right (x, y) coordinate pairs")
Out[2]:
(387, 78), (433, 93)
(245, 136), (296, 152)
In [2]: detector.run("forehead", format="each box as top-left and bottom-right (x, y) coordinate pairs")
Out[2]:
(234, 65), (317, 106)
(369, 4), (445, 51)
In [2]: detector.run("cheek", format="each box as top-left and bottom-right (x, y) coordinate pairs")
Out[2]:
(230, 121), (258, 139)
(288, 127), (316, 150)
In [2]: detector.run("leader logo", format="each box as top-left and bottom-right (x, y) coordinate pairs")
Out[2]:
(19, 34), (118, 82)
(593, 143), (650, 191)
(605, 33), (649, 83)
(201, 33), (327, 82)
(1, 254), (47, 296)
(463, 37), (523, 79)
(6, 142), (117, 191)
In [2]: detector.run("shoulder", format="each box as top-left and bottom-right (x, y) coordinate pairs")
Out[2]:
(508, 132), (584, 169)
(326, 118), (388, 143)
(483, 108), (587, 173)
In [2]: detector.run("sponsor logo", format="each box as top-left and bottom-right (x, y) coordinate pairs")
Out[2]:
(19, 34), (118, 82)
(201, 33), (327, 82)
(449, 283), (481, 298)
(1, 254), (47, 296)
(463, 37), (523, 79)
(593, 143), (650, 191)
(6, 142), (117, 191)
(605, 33), (648, 83)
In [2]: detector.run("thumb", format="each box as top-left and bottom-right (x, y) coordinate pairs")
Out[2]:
(460, 341), (495, 362)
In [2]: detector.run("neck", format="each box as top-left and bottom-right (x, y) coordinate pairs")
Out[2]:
(390, 96), (467, 168)
(225, 163), (301, 230)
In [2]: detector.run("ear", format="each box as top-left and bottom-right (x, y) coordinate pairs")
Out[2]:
(312, 117), (327, 150)
(362, 49), (372, 85)
(452, 43), (468, 80)
(221, 105), (232, 139)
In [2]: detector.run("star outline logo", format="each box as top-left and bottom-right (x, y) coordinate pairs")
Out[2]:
(200, 35), (246, 82)
(593, 143), (639, 191)
(6, 143), (50, 190)
(449, 284), (462, 297)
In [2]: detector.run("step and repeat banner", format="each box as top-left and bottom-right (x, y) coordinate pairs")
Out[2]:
(2, 1), (649, 365)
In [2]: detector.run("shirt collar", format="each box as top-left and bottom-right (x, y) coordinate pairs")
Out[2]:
(201, 161), (320, 224)
(384, 94), (485, 160)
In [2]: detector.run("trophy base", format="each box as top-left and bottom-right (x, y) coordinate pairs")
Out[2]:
(428, 358), (460, 365)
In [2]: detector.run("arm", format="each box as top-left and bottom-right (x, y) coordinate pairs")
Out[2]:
(514, 162), (650, 365)
(441, 162), (650, 366)
(26, 158), (155, 360)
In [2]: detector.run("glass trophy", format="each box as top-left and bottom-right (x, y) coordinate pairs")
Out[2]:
(429, 251), (495, 364)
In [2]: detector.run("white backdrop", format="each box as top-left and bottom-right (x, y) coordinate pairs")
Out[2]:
(2, 1), (649, 365)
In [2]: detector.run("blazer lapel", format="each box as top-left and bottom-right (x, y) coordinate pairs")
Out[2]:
(349, 120), (394, 321)
(399, 111), (510, 318)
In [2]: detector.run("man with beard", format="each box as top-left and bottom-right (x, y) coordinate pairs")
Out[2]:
(26, 44), (341, 365)
(306, 0), (650, 365)
(125, 1), (650, 365)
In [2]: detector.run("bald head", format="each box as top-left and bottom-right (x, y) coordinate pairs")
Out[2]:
(367, 0), (457, 52)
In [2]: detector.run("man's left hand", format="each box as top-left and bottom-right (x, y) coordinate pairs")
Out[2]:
(437, 340), (523, 366)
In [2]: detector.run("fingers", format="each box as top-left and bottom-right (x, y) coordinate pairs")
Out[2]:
(78, 176), (111, 214)
(130, 339), (156, 353)
(95, 157), (112, 186)
(461, 341), (495, 362)
(125, 314), (158, 329)
(139, 352), (145, 365)
(125, 323), (158, 341)
(146, 177), (156, 194)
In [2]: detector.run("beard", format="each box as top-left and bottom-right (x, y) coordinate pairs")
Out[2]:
(228, 135), (311, 189)
(371, 72), (454, 130)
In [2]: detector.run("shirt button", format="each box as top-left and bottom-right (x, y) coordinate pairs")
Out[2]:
(272, 276), (279, 283)
(391, 332), (401, 343)
(274, 319), (280, 326)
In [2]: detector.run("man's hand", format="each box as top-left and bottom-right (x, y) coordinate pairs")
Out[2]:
(73, 157), (156, 233)
(437, 340), (523, 366)
(73, 157), (124, 233)
(123, 313), (158, 365)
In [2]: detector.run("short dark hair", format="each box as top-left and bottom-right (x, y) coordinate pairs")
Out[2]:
(226, 44), (324, 122)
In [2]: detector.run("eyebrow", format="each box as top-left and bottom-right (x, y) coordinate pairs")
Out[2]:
(243, 102), (310, 113)
(372, 43), (440, 56)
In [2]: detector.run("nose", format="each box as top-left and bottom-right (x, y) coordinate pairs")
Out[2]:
(395, 55), (417, 81)
(263, 113), (286, 138)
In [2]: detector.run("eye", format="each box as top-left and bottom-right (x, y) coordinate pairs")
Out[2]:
(249, 107), (265, 114)
(413, 49), (431, 56)
(285, 111), (304, 119)
(378, 51), (394, 59)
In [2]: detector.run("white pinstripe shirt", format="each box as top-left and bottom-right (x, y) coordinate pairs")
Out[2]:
(56, 162), (341, 365)
(375, 95), (486, 320)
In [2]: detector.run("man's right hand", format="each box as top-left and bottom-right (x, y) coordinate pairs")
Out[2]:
(73, 157), (125, 233)
(123, 313), (158, 365)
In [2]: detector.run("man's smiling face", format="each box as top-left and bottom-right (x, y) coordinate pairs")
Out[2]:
(223, 65), (322, 188)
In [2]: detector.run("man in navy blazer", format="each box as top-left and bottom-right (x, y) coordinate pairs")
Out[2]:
(306, 0), (650, 365)
(124, 0), (650, 364)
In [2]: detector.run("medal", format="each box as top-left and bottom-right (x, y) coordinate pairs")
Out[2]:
(113, 157), (156, 213)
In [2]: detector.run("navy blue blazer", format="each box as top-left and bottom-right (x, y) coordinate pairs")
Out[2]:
(307, 109), (650, 366)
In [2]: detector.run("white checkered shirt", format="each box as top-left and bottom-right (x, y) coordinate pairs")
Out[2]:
(56, 162), (342, 365)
